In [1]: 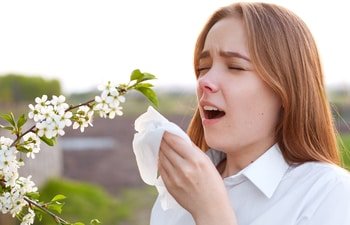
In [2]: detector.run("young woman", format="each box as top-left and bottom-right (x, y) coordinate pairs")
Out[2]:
(153, 2), (350, 225)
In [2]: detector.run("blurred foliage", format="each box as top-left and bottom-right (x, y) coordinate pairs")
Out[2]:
(328, 85), (350, 105)
(31, 178), (128, 225)
(0, 74), (61, 104)
(24, 178), (157, 225)
(339, 134), (350, 170)
(116, 186), (158, 225)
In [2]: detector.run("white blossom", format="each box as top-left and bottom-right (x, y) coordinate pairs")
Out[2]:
(0, 175), (37, 220)
(94, 94), (112, 118)
(0, 136), (13, 148)
(17, 176), (38, 194)
(20, 208), (35, 225)
(51, 95), (69, 111)
(34, 95), (49, 107)
(54, 111), (72, 128)
(110, 89), (126, 103)
(22, 133), (41, 159)
(3, 170), (19, 188)
(72, 106), (94, 132)
(28, 104), (44, 122)
(51, 122), (65, 137)
(0, 192), (12, 214)
(35, 121), (54, 138)
(39, 105), (55, 123)
(28, 95), (72, 139)
(0, 146), (17, 168)
(0, 188), (26, 217)
(108, 104), (123, 119)
(9, 196), (26, 217)
(94, 85), (124, 119)
(0, 176), (37, 219)
(98, 81), (118, 96)
(73, 120), (89, 132)
(0, 146), (21, 187)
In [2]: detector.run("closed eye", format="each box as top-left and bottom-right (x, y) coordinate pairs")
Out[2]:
(198, 67), (210, 71)
(197, 67), (210, 74)
(228, 66), (245, 71)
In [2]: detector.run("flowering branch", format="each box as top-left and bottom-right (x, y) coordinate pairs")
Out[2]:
(10, 99), (97, 148)
(23, 197), (69, 224)
(0, 69), (158, 225)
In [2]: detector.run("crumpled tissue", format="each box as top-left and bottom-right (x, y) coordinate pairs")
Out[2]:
(132, 106), (192, 210)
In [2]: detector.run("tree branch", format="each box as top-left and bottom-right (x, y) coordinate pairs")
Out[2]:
(67, 99), (95, 111)
(24, 196), (70, 225)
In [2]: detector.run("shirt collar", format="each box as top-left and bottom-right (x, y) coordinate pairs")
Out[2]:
(241, 144), (290, 198)
(207, 143), (290, 198)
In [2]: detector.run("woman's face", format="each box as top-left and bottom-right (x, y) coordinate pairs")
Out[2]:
(196, 17), (281, 153)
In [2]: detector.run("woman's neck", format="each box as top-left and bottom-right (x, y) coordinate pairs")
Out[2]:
(219, 139), (276, 178)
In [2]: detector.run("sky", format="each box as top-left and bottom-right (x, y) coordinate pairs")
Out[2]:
(0, 0), (349, 94)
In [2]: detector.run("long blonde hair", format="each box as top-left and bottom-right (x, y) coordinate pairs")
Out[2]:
(187, 2), (340, 165)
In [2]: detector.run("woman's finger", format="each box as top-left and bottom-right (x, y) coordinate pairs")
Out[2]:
(160, 137), (185, 168)
(158, 150), (174, 185)
(159, 148), (175, 175)
(163, 132), (200, 160)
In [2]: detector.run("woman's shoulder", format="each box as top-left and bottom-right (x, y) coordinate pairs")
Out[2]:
(284, 162), (350, 223)
(286, 161), (350, 193)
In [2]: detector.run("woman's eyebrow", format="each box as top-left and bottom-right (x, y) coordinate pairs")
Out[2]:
(220, 51), (251, 62)
(199, 50), (251, 62)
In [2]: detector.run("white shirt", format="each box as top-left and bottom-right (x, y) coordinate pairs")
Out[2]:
(150, 144), (350, 225)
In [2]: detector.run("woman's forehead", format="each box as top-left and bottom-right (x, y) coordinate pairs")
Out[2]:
(203, 17), (250, 58)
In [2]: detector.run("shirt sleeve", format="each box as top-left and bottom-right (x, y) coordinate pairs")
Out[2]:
(297, 176), (350, 225)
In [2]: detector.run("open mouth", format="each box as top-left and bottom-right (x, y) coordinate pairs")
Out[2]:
(203, 105), (226, 119)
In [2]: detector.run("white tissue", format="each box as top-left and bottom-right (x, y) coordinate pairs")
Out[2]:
(132, 106), (191, 210)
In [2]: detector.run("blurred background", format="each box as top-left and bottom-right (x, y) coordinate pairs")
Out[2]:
(0, 0), (350, 224)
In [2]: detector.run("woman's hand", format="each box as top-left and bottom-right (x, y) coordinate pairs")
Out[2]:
(158, 132), (237, 225)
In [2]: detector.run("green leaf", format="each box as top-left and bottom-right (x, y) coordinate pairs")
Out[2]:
(130, 70), (157, 83)
(0, 113), (15, 127)
(17, 114), (27, 129)
(26, 192), (40, 200)
(135, 87), (159, 107)
(130, 69), (143, 81)
(16, 145), (31, 153)
(48, 202), (64, 214)
(134, 83), (154, 88)
(40, 136), (56, 146)
(51, 194), (66, 202)
(0, 125), (14, 131)
(10, 112), (17, 128)
(139, 72), (156, 82)
(90, 219), (101, 225)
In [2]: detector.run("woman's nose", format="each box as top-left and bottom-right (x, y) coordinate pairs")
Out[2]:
(197, 74), (219, 93)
